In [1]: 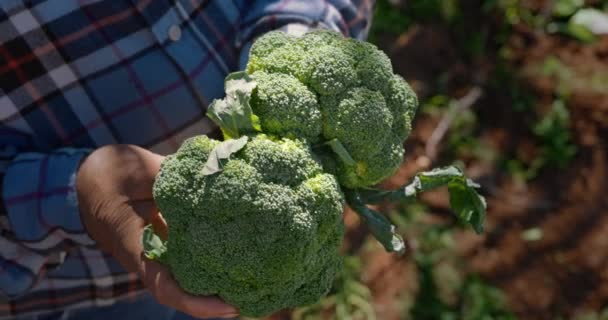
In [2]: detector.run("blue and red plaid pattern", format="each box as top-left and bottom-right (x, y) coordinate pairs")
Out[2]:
(0, 0), (373, 318)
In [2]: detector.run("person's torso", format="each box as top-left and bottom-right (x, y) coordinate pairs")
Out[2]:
(1, 0), (246, 156)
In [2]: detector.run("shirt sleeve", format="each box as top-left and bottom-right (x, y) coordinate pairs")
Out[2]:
(237, 0), (374, 69)
(0, 147), (95, 298)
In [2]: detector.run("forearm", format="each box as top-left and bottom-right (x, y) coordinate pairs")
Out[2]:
(2, 148), (95, 247)
(0, 148), (95, 298)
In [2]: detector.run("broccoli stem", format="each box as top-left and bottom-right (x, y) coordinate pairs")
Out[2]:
(344, 189), (406, 254)
(345, 166), (487, 253)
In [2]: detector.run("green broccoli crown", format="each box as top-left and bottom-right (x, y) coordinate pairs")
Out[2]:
(152, 134), (345, 317)
(245, 29), (419, 188)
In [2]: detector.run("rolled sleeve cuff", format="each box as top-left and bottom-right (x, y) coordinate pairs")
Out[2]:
(2, 148), (96, 249)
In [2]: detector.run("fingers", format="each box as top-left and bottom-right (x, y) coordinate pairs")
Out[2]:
(131, 204), (238, 318)
(128, 196), (161, 227)
(130, 199), (167, 240)
(150, 211), (168, 240)
(140, 259), (239, 319)
(78, 144), (233, 318)
(102, 200), (159, 273)
(96, 195), (238, 318)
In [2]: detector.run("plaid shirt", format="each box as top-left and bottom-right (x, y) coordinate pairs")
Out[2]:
(0, 0), (373, 318)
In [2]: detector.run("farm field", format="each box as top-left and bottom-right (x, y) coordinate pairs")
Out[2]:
(266, 1), (608, 319)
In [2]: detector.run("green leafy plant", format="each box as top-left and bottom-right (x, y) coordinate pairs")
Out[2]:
(501, 99), (577, 182)
(531, 99), (577, 169)
(553, 0), (585, 18)
(292, 257), (375, 320)
(564, 8), (608, 43)
(490, 0), (606, 43)
(410, 227), (515, 320)
(368, 0), (412, 41)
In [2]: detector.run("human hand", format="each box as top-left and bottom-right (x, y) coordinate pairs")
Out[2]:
(76, 145), (239, 319)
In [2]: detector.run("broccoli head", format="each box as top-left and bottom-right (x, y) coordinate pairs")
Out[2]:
(244, 29), (419, 188)
(152, 134), (345, 317)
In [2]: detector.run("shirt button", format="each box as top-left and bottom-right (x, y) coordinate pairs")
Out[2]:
(168, 25), (182, 41)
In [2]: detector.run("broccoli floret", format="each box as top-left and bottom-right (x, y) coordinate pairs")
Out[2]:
(246, 31), (295, 74)
(321, 87), (393, 159)
(153, 134), (345, 317)
(242, 30), (418, 188)
(246, 31), (303, 79)
(250, 71), (322, 141)
(341, 135), (406, 187)
(347, 40), (394, 92)
(249, 31), (294, 59)
(385, 75), (418, 118)
(300, 45), (357, 96)
(248, 45), (305, 78)
(297, 29), (343, 50)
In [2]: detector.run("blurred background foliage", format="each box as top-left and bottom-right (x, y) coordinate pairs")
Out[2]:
(265, 1), (608, 319)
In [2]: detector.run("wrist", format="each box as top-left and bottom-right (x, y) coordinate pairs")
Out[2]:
(75, 151), (97, 244)
(76, 146), (123, 250)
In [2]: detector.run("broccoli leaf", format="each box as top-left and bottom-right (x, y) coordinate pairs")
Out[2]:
(345, 190), (406, 254)
(325, 139), (356, 166)
(201, 136), (249, 175)
(142, 225), (167, 260)
(448, 178), (486, 234)
(225, 71), (257, 94)
(207, 71), (260, 139)
(357, 166), (486, 234)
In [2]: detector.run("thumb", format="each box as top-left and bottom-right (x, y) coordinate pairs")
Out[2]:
(150, 211), (168, 241)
